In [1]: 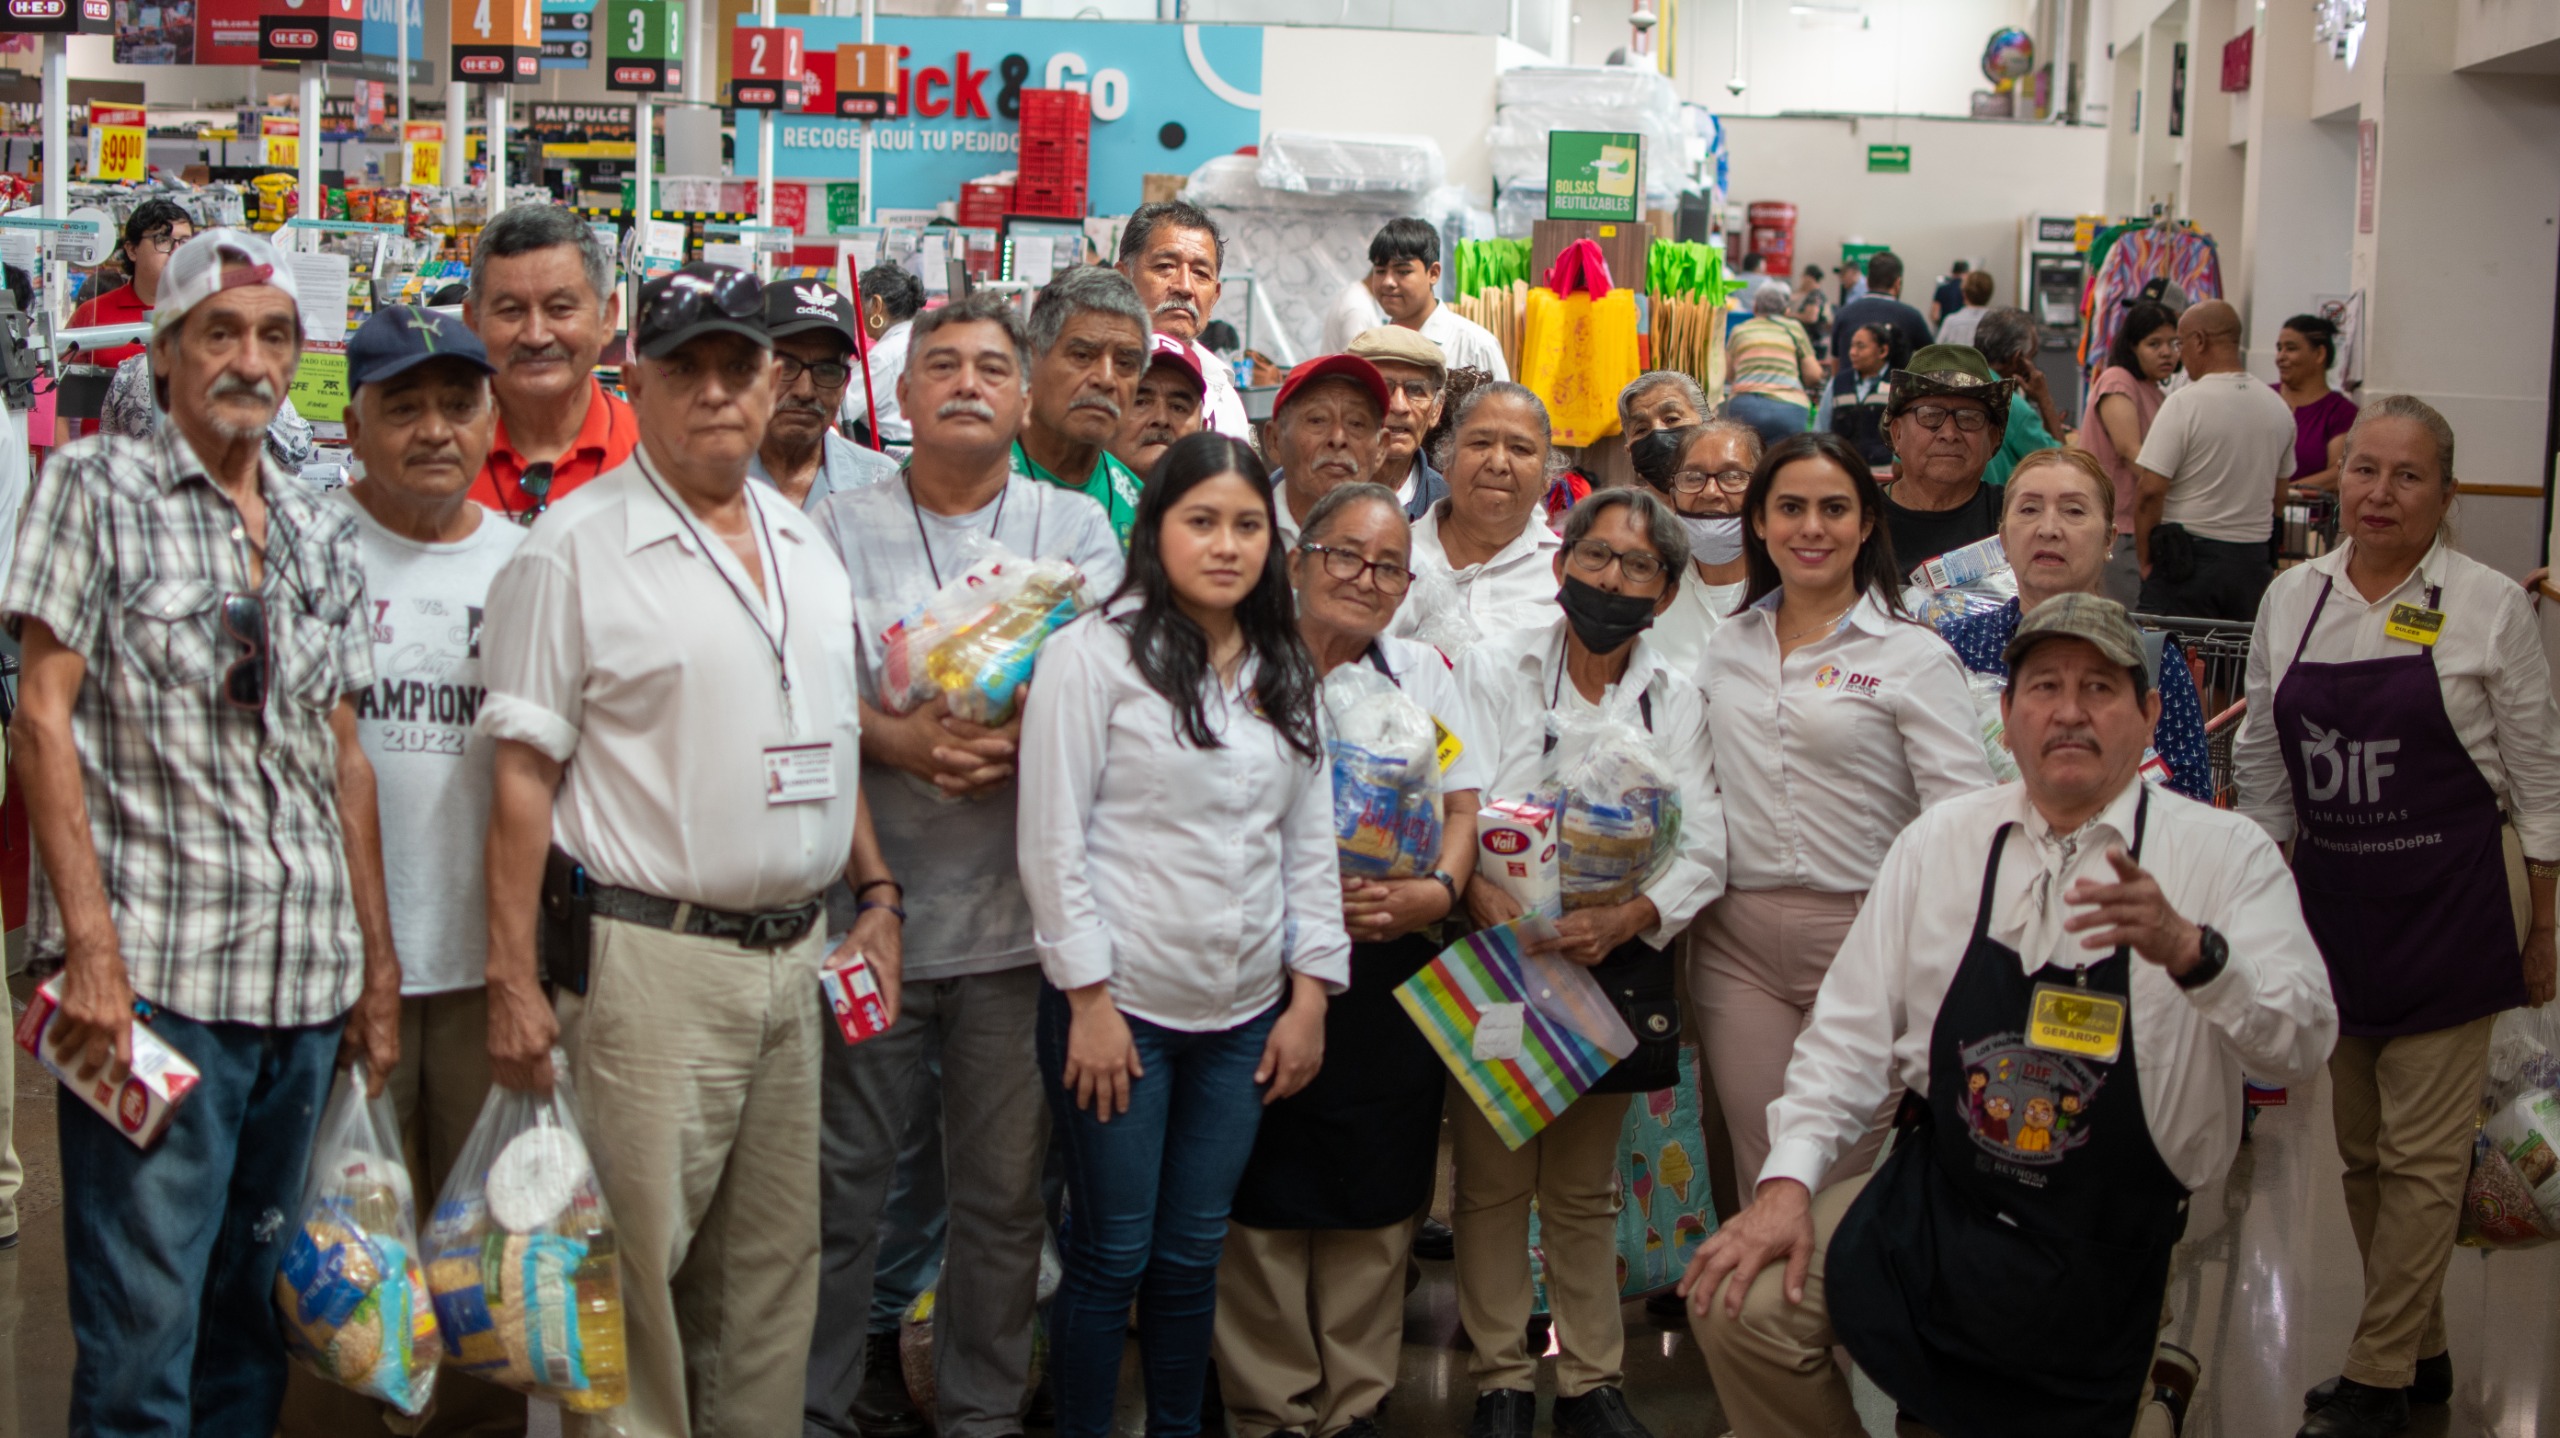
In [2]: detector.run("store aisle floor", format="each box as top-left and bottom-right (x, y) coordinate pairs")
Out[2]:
(5, 995), (2557, 1437)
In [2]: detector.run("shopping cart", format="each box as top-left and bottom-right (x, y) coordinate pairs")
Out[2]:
(2131, 613), (2256, 808)
(2279, 488), (2341, 563)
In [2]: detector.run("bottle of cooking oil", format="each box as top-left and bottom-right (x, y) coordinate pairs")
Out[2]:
(559, 1211), (628, 1411)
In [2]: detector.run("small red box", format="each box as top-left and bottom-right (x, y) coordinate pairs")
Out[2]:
(16, 975), (201, 1149)
(821, 954), (892, 1046)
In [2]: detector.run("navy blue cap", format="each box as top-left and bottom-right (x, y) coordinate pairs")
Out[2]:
(347, 305), (496, 391)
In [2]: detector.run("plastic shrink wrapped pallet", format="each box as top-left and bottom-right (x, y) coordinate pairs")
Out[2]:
(426, 1057), (630, 1419)
(276, 1061), (441, 1415)
(1320, 663), (1445, 880)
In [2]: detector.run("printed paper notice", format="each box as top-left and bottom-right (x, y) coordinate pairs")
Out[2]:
(285, 252), (352, 343)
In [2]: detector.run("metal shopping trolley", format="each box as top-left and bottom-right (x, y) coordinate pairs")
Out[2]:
(2279, 488), (2341, 564)
(2131, 613), (2256, 808)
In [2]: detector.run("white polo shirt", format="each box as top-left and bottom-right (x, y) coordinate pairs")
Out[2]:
(479, 448), (863, 911)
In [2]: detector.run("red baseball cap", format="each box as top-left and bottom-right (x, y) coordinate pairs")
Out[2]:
(1145, 332), (1206, 397)
(1273, 353), (1389, 419)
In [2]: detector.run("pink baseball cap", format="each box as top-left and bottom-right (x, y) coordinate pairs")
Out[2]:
(1144, 332), (1206, 397)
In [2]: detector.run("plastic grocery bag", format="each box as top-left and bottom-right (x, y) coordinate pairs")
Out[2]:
(2460, 1006), (2560, 1249)
(425, 1058), (630, 1418)
(1550, 703), (1681, 911)
(1320, 664), (1445, 879)
(276, 1061), (441, 1415)
(1903, 536), (2017, 628)
(1965, 669), (2022, 784)
(877, 536), (1094, 724)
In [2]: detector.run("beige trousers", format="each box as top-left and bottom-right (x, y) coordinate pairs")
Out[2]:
(2329, 1014), (2495, 1389)
(1450, 1081), (1630, 1396)
(1212, 1220), (1414, 1438)
(556, 917), (826, 1438)
(1692, 1173), (2176, 1438)
(1689, 888), (1888, 1198)
(278, 987), (530, 1436)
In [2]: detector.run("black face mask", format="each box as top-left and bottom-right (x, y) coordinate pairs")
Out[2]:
(1627, 427), (1686, 490)
(1558, 575), (1658, 654)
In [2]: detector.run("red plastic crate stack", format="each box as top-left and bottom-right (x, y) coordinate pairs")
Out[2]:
(957, 179), (1015, 228)
(1014, 88), (1090, 218)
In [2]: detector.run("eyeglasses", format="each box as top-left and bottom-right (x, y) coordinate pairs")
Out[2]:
(137, 228), (188, 256)
(1671, 467), (1753, 495)
(774, 354), (853, 389)
(1565, 538), (1667, 586)
(1299, 542), (1414, 595)
(1903, 403), (1993, 434)
(508, 461), (554, 525)
(220, 592), (265, 711)
(639, 267), (763, 340)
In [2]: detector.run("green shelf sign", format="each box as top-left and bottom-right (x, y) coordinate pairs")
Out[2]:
(1547, 131), (1643, 223)
(1867, 144), (1912, 174)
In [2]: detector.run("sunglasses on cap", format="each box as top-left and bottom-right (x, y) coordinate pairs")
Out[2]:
(639, 268), (763, 339)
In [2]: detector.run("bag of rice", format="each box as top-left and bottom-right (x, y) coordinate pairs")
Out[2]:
(426, 1056), (630, 1417)
(275, 1061), (441, 1415)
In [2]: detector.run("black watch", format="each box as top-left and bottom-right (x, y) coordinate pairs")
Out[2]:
(2173, 925), (2229, 990)
(1427, 869), (1459, 909)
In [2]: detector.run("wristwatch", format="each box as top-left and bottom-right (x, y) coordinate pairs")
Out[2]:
(2173, 925), (2229, 990)
(1427, 869), (1459, 911)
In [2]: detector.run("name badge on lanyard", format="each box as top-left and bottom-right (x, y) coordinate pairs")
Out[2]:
(2384, 603), (2445, 646)
(2027, 980), (2125, 1064)
(765, 743), (838, 805)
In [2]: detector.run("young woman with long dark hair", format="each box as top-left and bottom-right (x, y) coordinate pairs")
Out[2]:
(1693, 431), (1992, 1200)
(1017, 431), (1350, 1438)
(2081, 298), (2180, 603)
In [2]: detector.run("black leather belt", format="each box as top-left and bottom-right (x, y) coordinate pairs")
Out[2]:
(590, 883), (824, 952)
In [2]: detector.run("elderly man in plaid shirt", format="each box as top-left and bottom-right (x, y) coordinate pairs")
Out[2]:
(3, 229), (401, 1437)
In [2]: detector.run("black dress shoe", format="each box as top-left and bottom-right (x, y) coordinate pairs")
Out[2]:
(1466, 1389), (1536, 1438)
(1642, 1290), (1689, 1327)
(853, 1331), (929, 1438)
(1414, 1216), (1456, 1260)
(2304, 1353), (2452, 1411)
(1551, 1387), (1652, 1438)
(2295, 1378), (2409, 1438)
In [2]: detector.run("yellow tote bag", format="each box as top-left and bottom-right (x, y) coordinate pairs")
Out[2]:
(1518, 286), (1643, 448)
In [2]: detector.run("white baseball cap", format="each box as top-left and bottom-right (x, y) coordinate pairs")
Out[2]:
(152, 228), (300, 337)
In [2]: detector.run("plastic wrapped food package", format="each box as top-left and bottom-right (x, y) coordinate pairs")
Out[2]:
(426, 1058), (630, 1416)
(1320, 664), (1444, 880)
(1904, 537), (2017, 629)
(878, 538), (1094, 725)
(2460, 1006), (2560, 1248)
(275, 1061), (441, 1415)
(1255, 131), (1448, 195)
(1551, 707), (1680, 911)
(1965, 669), (2022, 784)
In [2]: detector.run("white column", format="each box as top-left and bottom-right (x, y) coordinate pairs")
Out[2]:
(397, 0), (411, 127)
(859, 0), (874, 225)
(446, 80), (469, 186)
(301, 66), (325, 221)
(754, 0), (776, 251)
(488, 86), (510, 214)
(39, 35), (65, 332)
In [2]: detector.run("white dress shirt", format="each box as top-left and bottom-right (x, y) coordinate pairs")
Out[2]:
(479, 450), (862, 911)
(1645, 572), (1749, 690)
(1453, 620), (1726, 947)
(1195, 336), (1250, 439)
(1388, 500), (1563, 657)
(1763, 779), (2338, 1195)
(1321, 281), (1386, 355)
(847, 318), (913, 448)
(1702, 590), (1996, 893)
(2236, 538), (2560, 858)
(1018, 608), (1352, 1031)
(1337, 634), (1493, 799)
(1418, 302), (1511, 381)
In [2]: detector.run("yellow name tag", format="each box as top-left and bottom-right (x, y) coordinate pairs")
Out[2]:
(1433, 716), (1464, 774)
(2383, 603), (2444, 646)
(2027, 982), (2125, 1064)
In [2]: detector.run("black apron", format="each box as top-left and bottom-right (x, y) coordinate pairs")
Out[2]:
(1827, 792), (2191, 1438)
(1232, 644), (1450, 1230)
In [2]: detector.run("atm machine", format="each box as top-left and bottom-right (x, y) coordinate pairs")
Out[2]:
(2019, 213), (2089, 419)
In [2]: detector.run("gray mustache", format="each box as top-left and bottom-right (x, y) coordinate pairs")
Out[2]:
(209, 374), (278, 403)
(937, 398), (998, 421)
(1071, 395), (1123, 420)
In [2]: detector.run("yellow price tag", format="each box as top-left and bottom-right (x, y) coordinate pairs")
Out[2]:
(265, 134), (299, 169)
(2383, 602), (2444, 647)
(2026, 982), (2124, 1064)
(408, 141), (442, 186)
(89, 125), (146, 182)
(1431, 716), (1463, 775)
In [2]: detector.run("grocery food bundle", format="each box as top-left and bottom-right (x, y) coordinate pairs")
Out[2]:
(879, 540), (1095, 725)
(1551, 707), (1681, 912)
(1321, 663), (1445, 880)
(2461, 1007), (2560, 1249)
(276, 1062), (441, 1415)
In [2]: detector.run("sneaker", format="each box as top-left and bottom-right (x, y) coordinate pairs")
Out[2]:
(1551, 1387), (1652, 1438)
(2304, 1353), (2451, 1412)
(1466, 1389), (1536, 1438)
(853, 1330), (928, 1438)
(1414, 1216), (1456, 1261)
(2294, 1378), (2410, 1438)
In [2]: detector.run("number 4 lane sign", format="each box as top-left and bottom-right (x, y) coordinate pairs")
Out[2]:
(453, 0), (540, 82)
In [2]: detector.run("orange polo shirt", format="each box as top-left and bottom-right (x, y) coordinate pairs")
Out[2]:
(470, 375), (639, 523)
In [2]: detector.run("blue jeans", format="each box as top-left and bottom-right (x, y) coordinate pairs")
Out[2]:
(1038, 986), (1277, 1438)
(1723, 391), (1811, 450)
(871, 1032), (949, 1332)
(57, 1006), (341, 1437)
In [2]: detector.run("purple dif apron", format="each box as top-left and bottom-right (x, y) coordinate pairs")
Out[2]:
(2272, 577), (2523, 1036)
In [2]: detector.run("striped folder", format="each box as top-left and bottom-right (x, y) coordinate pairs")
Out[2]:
(1396, 922), (1637, 1150)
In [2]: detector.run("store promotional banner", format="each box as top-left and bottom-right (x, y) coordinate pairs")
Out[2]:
(113, 0), (416, 64)
(359, 0), (425, 65)
(741, 18), (1261, 218)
